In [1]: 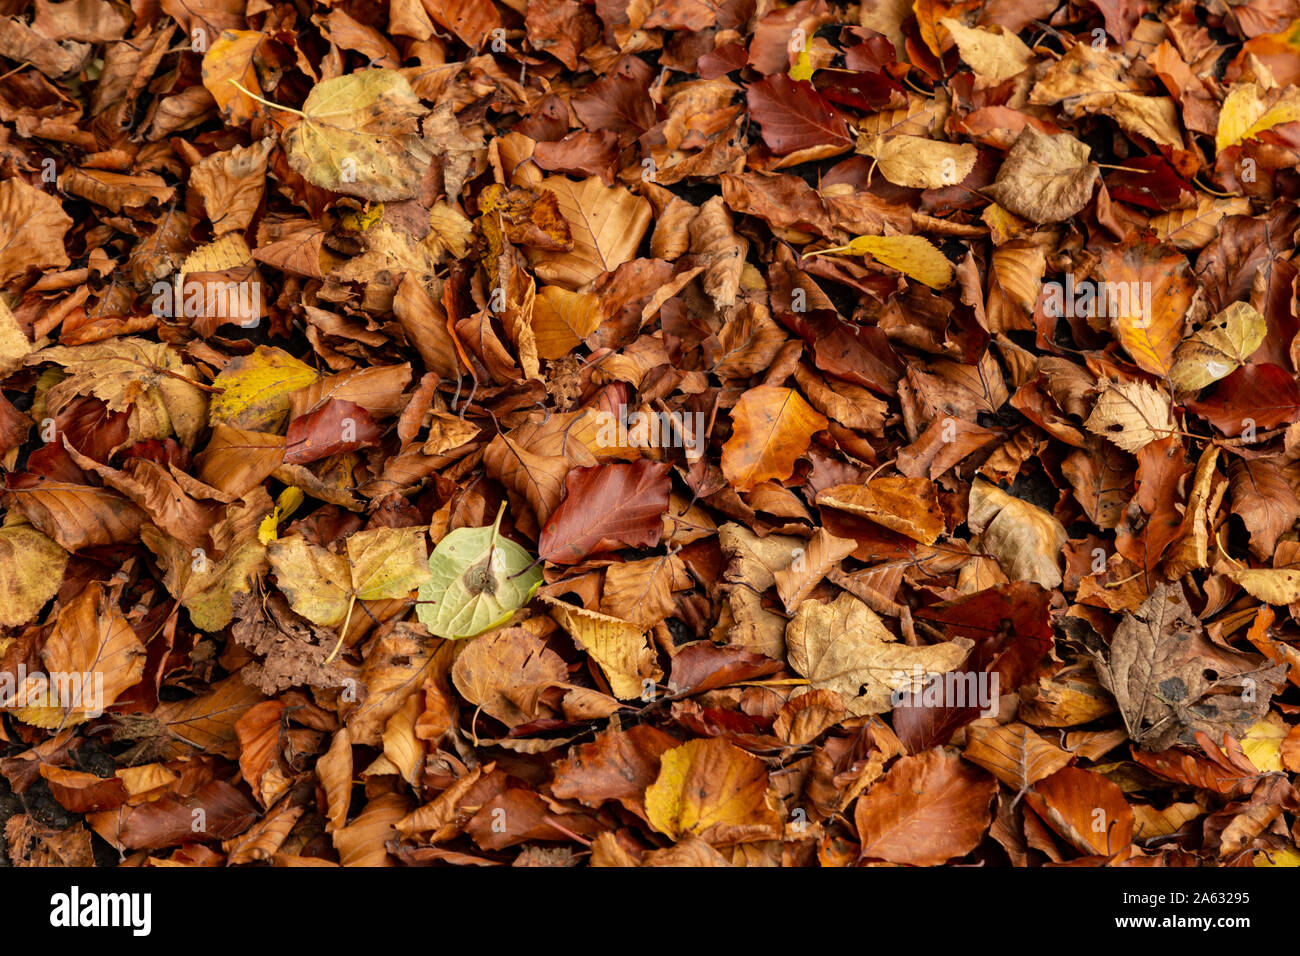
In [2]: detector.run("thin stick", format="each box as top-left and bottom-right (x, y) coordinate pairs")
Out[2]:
(0, 61), (31, 83)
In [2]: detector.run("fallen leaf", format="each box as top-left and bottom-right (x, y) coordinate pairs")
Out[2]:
(721, 386), (828, 492)
(984, 126), (1099, 224)
(787, 592), (973, 716)
(644, 737), (783, 845)
(855, 749), (996, 865)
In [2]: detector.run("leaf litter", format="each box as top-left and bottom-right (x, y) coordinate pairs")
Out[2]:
(0, 0), (1298, 869)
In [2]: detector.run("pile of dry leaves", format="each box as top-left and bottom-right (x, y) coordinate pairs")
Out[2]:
(1, 0), (1299, 868)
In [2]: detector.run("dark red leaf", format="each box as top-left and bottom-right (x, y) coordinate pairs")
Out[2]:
(538, 461), (671, 564)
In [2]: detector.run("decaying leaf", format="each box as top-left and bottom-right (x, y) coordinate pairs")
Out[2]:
(1092, 583), (1287, 750)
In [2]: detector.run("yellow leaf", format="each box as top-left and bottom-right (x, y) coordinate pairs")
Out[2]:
(544, 597), (661, 700)
(201, 30), (270, 125)
(1255, 847), (1300, 867)
(788, 48), (814, 81)
(340, 203), (384, 233)
(860, 134), (977, 189)
(787, 592), (972, 715)
(1170, 301), (1268, 393)
(259, 486), (305, 544)
(811, 234), (953, 289)
(532, 285), (602, 360)
(0, 523), (67, 628)
(268, 526), (431, 627)
(644, 738), (783, 844)
(938, 18), (1032, 88)
(209, 345), (319, 432)
(267, 536), (353, 627)
(1216, 83), (1300, 151)
(282, 70), (433, 202)
(1227, 567), (1300, 604)
(1241, 712), (1289, 772)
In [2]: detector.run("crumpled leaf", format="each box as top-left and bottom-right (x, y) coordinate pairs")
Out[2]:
(984, 126), (1099, 224)
(31, 338), (208, 447)
(545, 596), (661, 700)
(12, 582), (145, 728)
(787, 592), (973, 716)
(967, 478), (1066, 588)
(1092, 582), (1288, 751)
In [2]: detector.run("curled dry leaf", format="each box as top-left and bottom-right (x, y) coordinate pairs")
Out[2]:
(967, 478), (1066, 588)
(816, 477), (945, 544)
(861, 134), (977, 190)
(984, 126), (1099, 224)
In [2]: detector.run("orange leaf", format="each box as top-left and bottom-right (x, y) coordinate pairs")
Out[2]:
(721, 385), (828, 492)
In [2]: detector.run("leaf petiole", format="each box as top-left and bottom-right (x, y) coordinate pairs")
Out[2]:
(324, 593), (356, 665)
(227, 78), (307, 118)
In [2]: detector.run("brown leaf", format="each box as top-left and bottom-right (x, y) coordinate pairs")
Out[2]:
(539, 461), (670, 564)
(855, 749), (996, 865)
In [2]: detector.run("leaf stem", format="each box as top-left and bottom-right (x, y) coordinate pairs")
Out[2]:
(324, 593), (357, 664)
(227, 78), (307, 118)
(485, 501), (506, 571)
